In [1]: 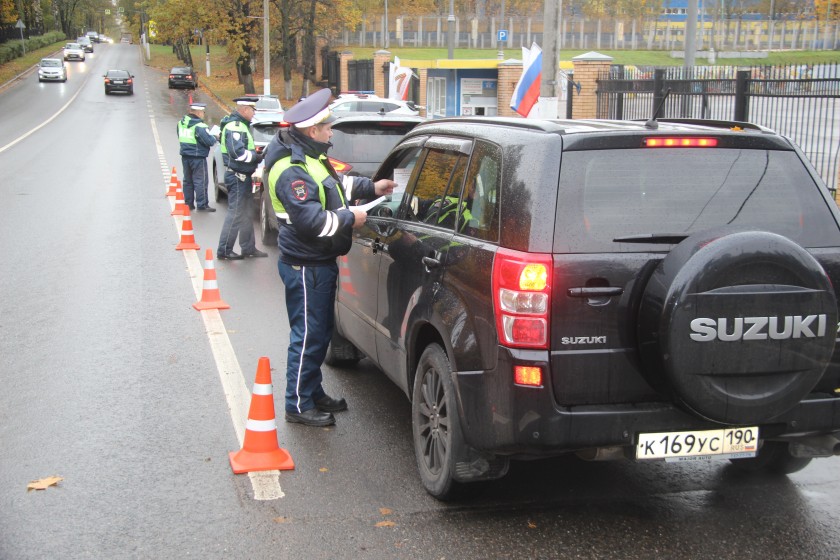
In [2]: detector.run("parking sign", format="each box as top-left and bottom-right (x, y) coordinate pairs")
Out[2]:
(498, 29), (507, 42)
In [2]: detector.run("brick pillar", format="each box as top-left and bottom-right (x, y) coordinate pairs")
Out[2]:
(571, 51), (613, 120)
(418, 68), (428, 118)
(339, 51), (353, 94)
(497, 60), (523, 118)
(373, 49), (391, 98)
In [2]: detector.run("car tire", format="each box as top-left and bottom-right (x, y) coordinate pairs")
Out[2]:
(728, 441), (813, 475)
(412, 343), (464, 500)
(637, 228), (837, 425)
(259, 188), (278, 246)
(128, 88), (133, 95)
(213, 162), (227, 203)
(324, 329), (363, 367)
(104, 88), (109, 94)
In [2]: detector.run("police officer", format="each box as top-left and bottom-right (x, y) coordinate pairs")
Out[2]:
(265, 89), (395, 427)
(217, 97), (268, 260)
(177, 103), (217, 212)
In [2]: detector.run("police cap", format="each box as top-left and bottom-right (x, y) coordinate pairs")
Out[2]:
(283, 89), (336, 128)
(233, 97), (257, 107)
(189, 103), (207, 112)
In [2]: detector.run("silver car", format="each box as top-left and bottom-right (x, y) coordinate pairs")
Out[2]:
(38, 58), (67, 82)
(63, 43), (85, 62)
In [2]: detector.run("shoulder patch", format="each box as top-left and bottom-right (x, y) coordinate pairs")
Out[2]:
(232, 132), (241, 141)
(290, 179), (308, 201)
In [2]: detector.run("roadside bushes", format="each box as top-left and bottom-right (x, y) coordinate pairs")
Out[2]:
(0, 31), (66, 64)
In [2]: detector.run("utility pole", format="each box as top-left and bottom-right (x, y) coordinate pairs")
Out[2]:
(498, 0), (505, 60)
(685, 0), (698, 68)
(447, 0), (455, 59)
(263, 0), (270, 94)
(539, 0), (560, 118)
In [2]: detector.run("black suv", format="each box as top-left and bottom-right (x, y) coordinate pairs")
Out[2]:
(327, 117), (840, 499)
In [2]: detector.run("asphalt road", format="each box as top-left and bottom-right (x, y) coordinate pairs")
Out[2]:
(1, 43), (839, 560)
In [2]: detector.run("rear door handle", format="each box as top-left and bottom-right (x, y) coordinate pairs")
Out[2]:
(567, 287), (624, 298)
(372, 240), (386, 253)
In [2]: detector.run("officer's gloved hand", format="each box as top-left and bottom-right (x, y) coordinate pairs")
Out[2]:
(255, 149), (266, 163)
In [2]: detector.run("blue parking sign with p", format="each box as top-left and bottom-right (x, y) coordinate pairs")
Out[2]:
(498, 30), (508, 42)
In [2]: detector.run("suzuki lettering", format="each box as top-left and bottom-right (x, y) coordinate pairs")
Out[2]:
(689, 314), (828, 342)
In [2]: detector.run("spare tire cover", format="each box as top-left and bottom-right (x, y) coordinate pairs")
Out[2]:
(638, 229), (837, 425)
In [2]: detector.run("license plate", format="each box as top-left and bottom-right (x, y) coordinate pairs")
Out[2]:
(636, 427), (759, 462)
(113, 80), (123, 84)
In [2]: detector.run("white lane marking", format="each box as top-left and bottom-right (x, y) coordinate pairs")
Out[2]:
(146, 83), (285, 501)
(0, 78), (87, 154)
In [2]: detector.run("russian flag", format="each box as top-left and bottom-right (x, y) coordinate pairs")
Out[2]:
(510, 43), (542, 118)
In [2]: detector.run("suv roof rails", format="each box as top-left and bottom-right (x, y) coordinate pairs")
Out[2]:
(641, 118), (768, 132)
(425, 117), (568, 134)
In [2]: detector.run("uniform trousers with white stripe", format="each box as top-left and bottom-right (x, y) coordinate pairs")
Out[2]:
(181, 156), (209, 209)
(278, 260), (338, 413)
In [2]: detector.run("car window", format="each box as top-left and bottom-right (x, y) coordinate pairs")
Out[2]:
(330, 121), (420, 167)
(404, 149), (465, 227)
(459, 140), (501, 241)
(107, 70), (129, 78)
(331, 101), (353, 113)
(41, 59), (61, 67)
(365, 146), (424, 219)
(255, 97), (281, 111)
(251, 123), (282, 144)
(555, 148), (840, 252)
(172, 67), (191, 74)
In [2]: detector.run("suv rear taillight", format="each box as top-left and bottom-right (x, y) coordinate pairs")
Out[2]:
(492, 248), (552, 349)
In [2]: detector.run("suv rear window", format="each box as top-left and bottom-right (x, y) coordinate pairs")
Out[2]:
(555, 148), (840, 252)
(330, 122), (419, 165)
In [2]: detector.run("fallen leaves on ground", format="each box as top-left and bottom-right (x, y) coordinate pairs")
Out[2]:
(375, 520), (396, 528)
(273, 516), (291, 523)
(27, 476), (63, 491)
(379, 507), (393, 515)
(527, 520), (537, 529)
(319, 467), (329, 472)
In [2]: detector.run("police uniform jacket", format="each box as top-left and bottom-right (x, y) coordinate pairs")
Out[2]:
(269, 129), (376, 266)
(177, 113), (217, 158)
(220, 112), (259, 174)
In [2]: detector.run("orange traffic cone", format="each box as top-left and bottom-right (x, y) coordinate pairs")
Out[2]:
(193, 249), (230, 310)
(229, 357), (295, 474)
(171, 184), (189, 216)
(166, 167), (179, 197)
(175, 211), (200, 251)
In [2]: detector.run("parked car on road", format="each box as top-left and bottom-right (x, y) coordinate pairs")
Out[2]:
(168, 66), (197, 89)
(241, 93), (284, 121)
(63, 43), (85, 62)
(103, 69), (134, 95)
(257, 112), (424, 245)
(329, 92), (421, 116)
(327, 116), (840, 499)
(38, 58), (67, 82)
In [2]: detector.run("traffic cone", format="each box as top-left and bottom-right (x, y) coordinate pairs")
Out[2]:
(229, 357), (295, 474)
(193, 249), (230, 311)
(166, 167), (179, 197)
(171, 184), (189, 216)
(175, 211), (200, 251)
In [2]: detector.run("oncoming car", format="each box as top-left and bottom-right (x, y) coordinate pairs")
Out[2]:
(103, 69), (134, 95)
(38, 58), (67, 82)
(76, 36), (94, 53)
(327, 116), (840, 499)
(63, 43), (85, 62)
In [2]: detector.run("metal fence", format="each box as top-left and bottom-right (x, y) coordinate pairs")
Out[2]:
(596, 63), (840, 192)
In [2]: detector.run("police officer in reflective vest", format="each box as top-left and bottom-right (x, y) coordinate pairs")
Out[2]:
(216, 97), (268, 260)
(177, 103), (217, 211)
(265, 89), (395, 426)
